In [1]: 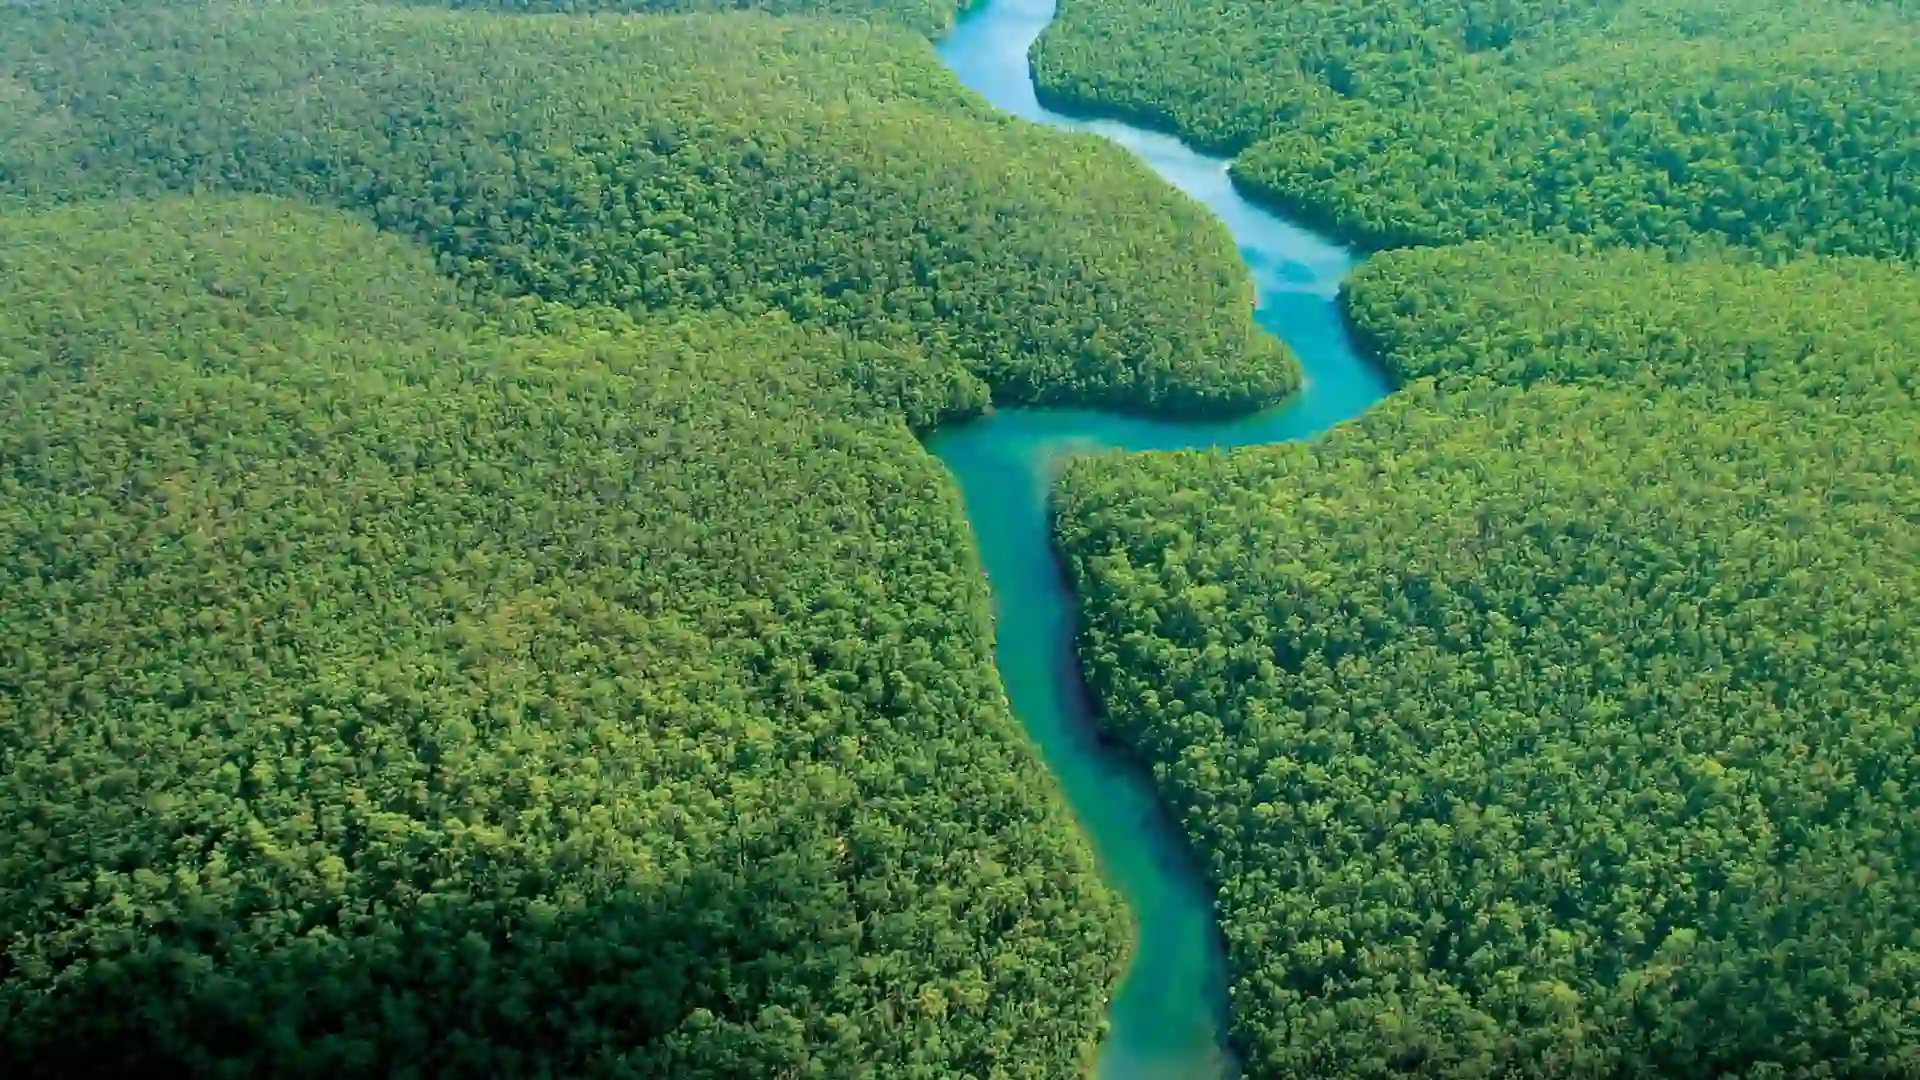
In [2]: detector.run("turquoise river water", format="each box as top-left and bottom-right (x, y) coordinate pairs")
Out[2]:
(924, 0), (1395, 1076)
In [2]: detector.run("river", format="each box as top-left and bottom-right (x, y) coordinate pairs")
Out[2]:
(922, 0), (1394, 1076)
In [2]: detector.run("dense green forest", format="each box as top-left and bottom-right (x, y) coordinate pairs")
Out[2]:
(1058, 376), (1920, 1076)
(0, 1), (1315, 1073)
(1345, 244), (1920, 402)
(0, 195), (1135, 1076)
(397, 0), (970, 37)
(1038, 1), (1920, 1072)
(1058, 241), (1920, 1075)
(8, 0), (1920, 1075)
(1032, 0), (1920, 256)
(0, 1), (1293, 415)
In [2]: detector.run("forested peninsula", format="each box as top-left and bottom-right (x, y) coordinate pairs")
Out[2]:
(1058, 256), (1920, 1074)
(1033, 0), (1919, 257)
(1045, 0), (1920, 1076)
(0, 1), (1290, 414)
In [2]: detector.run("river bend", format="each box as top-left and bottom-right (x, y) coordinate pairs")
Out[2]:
(924, 0), (1394, 1076)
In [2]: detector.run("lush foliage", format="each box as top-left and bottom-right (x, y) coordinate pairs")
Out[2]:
(0, 195), (1136, 1077)
(11, 0), (1918, 1076)
(1032, 0), (1920, 256)
(398, 0), (972, 37)
(1056, 239), (1920, 1077)
(0, 0), (1295, 414)
(1345, 243), (1920, 403)
(0, 2), (1329, 1072)
(1035, 4), (1920, 1071)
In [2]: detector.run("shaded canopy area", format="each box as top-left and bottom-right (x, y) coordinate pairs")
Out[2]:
(0, 195), (1132, 1077)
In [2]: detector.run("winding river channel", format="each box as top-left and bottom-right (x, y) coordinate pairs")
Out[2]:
(924, 0), (1394, 1076)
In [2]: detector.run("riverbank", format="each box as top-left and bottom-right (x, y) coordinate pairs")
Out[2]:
(927, 0), (1393, 1074)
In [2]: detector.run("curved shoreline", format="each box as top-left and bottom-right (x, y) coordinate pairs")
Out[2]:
(925, 0), (1395, 1075)
(1022, 81), (1422, 254)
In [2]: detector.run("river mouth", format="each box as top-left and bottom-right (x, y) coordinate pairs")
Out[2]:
(924, 0), (1394, 1076)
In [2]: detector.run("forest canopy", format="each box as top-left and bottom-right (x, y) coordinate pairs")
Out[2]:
(0, 1), (1336, 1070)
(1057, 240), (1920, 1076)
(8, 0), (1920, 1075)
(0, 193), (1140, 1077)
(1031, 0), (1920, 257)
(395, 0), (973, 37)
(0, 0), (1295, 415)
(1344, 242), (1920, 405)
(1037, 2), (1920, 1070)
